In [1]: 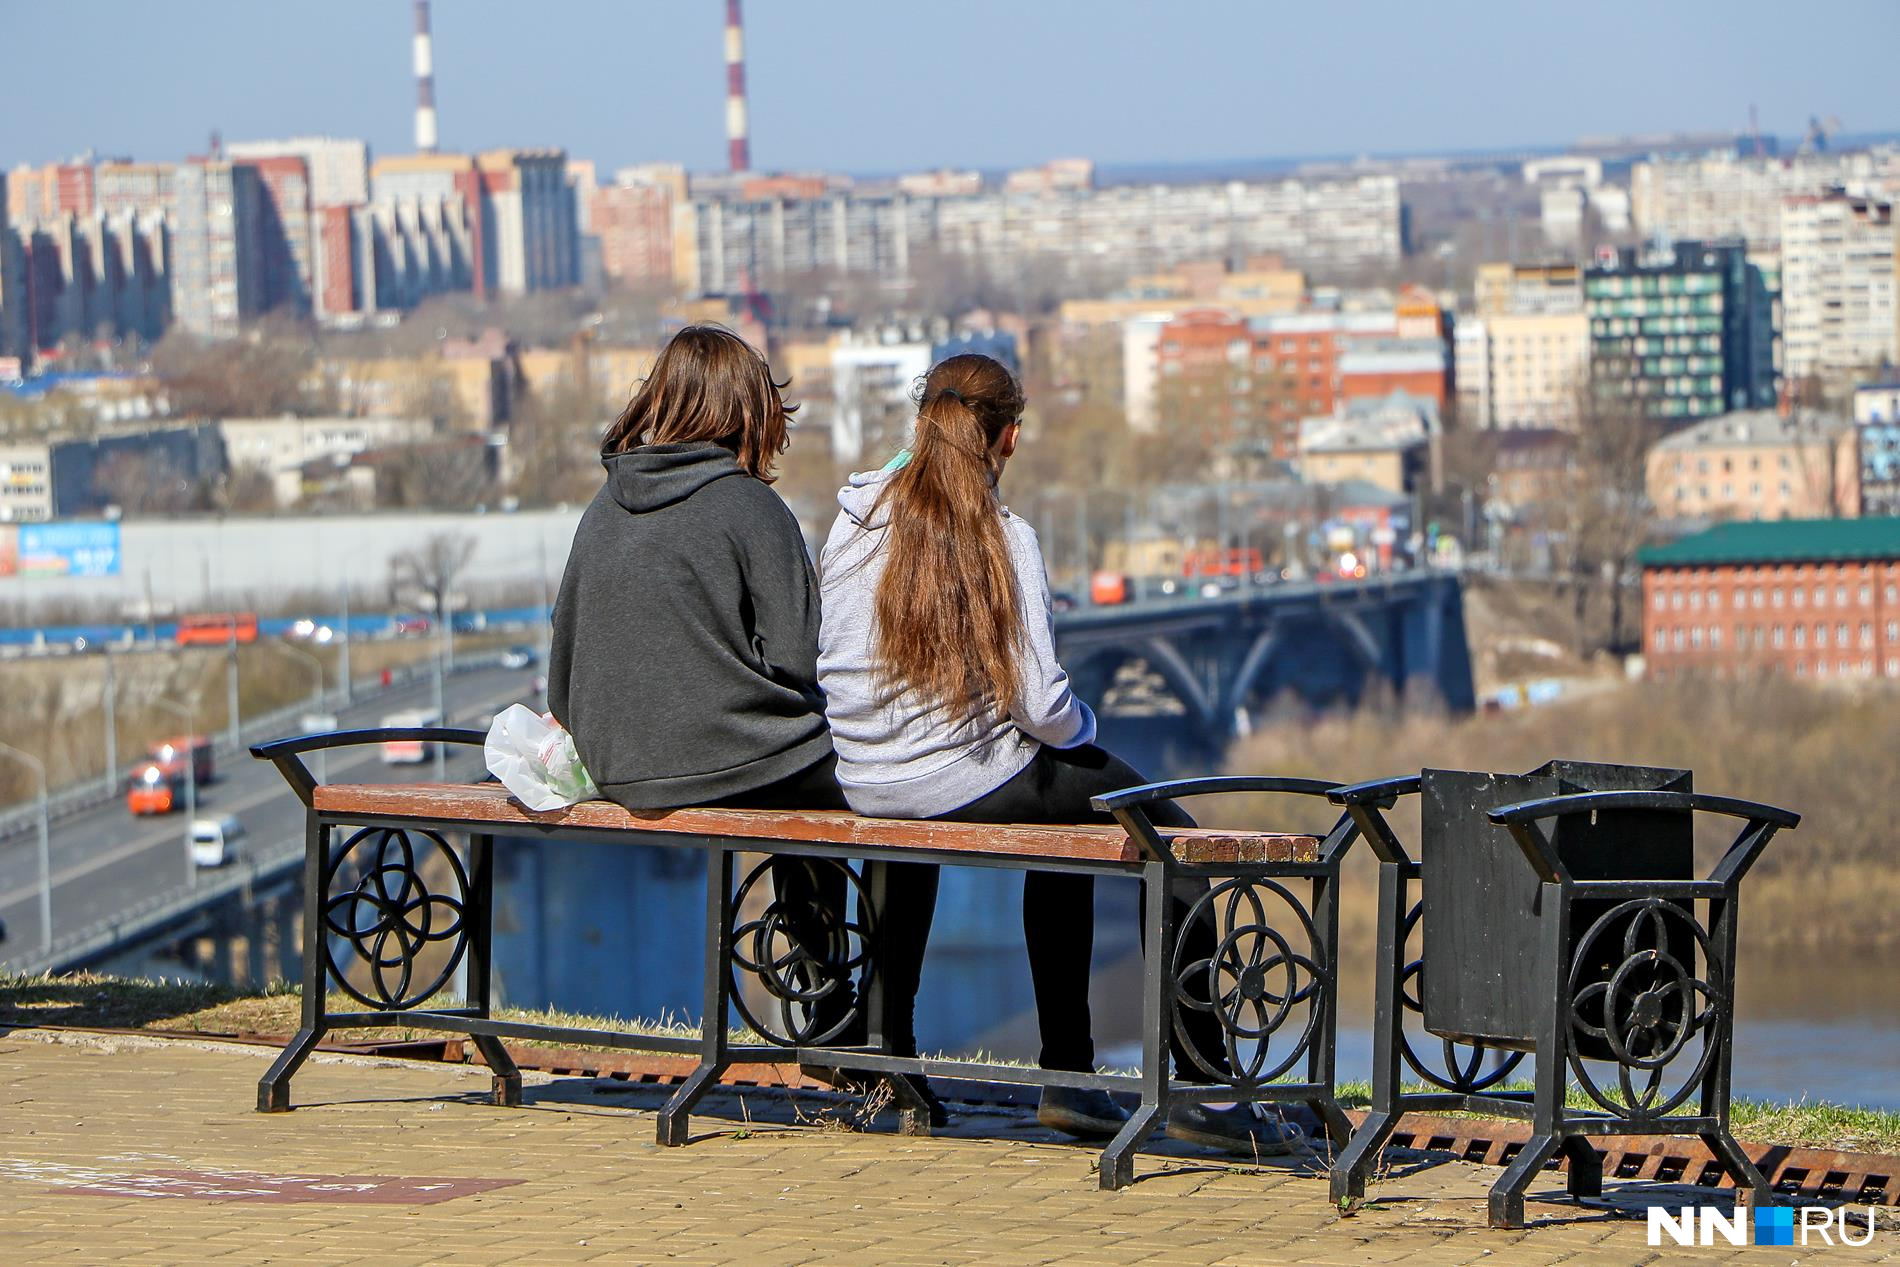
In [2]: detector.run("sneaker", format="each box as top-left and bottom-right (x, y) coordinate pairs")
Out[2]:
(1037, 1086), (1131, 1139)
(1165, 1103), (1305, 1156)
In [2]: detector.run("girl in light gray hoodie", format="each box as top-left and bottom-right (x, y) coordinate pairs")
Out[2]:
(816, 353), (1301, 1156)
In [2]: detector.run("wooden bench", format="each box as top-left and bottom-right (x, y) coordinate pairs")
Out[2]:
(252, 728), (1360, 1189)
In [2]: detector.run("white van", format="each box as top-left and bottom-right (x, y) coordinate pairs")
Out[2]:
(190, 816), (246, 868)
(380, 709), (440, 764)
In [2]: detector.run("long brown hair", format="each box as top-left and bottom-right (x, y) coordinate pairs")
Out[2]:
(872, 354), (1027, 725)
(601, 325), (796, 481)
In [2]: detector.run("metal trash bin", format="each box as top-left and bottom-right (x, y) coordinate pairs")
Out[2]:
(1326, 761), (1797, 1228)
(1420, 761), (1693, 1059)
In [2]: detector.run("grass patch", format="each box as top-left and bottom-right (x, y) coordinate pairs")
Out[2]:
(0, 971), (751, 1050)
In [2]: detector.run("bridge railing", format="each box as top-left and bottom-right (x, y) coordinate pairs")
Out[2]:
(0, 652), (508, 843)
(0, 828), (306, 976)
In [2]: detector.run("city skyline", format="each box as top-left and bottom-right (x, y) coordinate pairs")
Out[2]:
(7, 0), (1900, 175)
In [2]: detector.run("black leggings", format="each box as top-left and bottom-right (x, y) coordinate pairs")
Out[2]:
(934, 743), (1226, 1081)
(706, 752), (939, 1057)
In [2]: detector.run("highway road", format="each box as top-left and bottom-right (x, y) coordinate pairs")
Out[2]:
(0, 664), (543, 969)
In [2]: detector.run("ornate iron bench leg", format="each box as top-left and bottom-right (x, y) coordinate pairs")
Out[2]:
(1331, 860), (1408, 1205)
(881, 1072), (933, 1137)
(661, 847), (735, 1148)
(1101, 858), (1175, 1192)
(257, 1027), (325, 1113)
(470, 1035), (522, 1107)
(1489, 1131), (1564, 1229)
(1702, 1131), (1772, 1208)
(657, 1063), (726, 1147)
(462, 833), (521, 1107)
(1561, 1136), (1603, 1199)
(1099, 1104), (1161, 1192)
(258, 819), (329, 1113)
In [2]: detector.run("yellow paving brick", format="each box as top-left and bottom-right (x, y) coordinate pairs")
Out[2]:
(0, 1028), (1894, 1265)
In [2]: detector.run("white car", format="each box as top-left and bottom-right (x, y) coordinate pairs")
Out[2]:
(190, 816), (246, 868)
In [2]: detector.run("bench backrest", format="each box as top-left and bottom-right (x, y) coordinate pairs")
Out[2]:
(312, 782), (1320, 865)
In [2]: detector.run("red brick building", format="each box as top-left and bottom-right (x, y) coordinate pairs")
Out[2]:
(591, 183), (675, 288)
(1640, 519), (1900, 682)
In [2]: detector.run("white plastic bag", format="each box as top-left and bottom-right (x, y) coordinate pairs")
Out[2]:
(484, 704), (599, 811)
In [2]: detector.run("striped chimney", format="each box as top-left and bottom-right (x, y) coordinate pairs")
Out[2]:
(725, 0), (750, 172)
(414, 0), (439, 153)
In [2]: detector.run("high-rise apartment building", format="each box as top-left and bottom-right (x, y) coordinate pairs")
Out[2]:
(225, 136), (370, 207)
(1630, 150), (1900, 246)
(0, 172), (24, 366)
(236, 156), (315, 315)
(370, 149), (578, 302)
(1459, 265), (1591, 429)
(592, 180), (676, 289)
(1780, 191), (1896, 384)
(1473, 262), (1584, 317)
(5, 160), (97, 221)
(475, 149), (579, 296)
(169, 160), (267, 336)
(93, 162), (176, 218)
(17, 210), (169, 350)
(683, 175), (1403, 295)
(1584, 240), (1777, 423)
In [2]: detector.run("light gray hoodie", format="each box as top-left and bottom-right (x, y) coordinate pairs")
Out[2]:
(817, 465), (1097, 818)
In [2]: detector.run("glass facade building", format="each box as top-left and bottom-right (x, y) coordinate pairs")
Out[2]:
(1584, 239), (1777, 424)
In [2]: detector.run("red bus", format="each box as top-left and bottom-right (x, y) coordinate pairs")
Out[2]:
(1182, 548), (1264, 580)
(176, 612), (259, 646)
(148, 735), (214, 785)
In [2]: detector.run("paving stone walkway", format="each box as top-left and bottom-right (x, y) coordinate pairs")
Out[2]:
(0, 1028), (1892, 1264)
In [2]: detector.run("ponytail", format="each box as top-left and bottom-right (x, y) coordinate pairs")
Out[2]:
(871, 354), (1026, 725)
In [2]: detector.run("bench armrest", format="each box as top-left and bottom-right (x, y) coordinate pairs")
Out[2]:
(251, 727), (487, 806)
(1092, 776), (1356, 866)
(1485, 789), (1799, 886)
(1326, 774), (1420, 808)
(1091, 776), (1341, 811)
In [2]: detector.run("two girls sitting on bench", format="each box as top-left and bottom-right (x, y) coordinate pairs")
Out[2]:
(549, 327), (1301, 1155)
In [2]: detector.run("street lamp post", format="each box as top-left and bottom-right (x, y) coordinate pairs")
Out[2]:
(102, 650), (117, 797)
(0, 742), (52, 957)
(271, 640), (330, 782)
(155, 697), (198, 889)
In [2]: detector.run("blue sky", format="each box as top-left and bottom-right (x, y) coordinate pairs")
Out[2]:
(7, 0), (1898, 175)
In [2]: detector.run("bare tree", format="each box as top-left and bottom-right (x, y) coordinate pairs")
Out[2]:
(1554, 385), (1661, 654)
(374, 441), (490, 510)
(91, 451), (205, 515)
(508, 374), (605, 506)
(149, 326), (320, 418)
(389, 533), (479, 623)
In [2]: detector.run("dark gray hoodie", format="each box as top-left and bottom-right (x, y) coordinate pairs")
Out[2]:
(548, 442), (833, 809)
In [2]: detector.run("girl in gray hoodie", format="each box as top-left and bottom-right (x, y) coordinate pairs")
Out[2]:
(817, 353), (1301, 1155)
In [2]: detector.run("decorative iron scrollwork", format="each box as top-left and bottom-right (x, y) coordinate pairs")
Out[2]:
(1567, 897), (1723, 1119)
(1396, 898), (1526, 1093)
(1171, 877), (1325, 1089)
(321, 826), (470, 1010)
(727, 857), (875, 1047)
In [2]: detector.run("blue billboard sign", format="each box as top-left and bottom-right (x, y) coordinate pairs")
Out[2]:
(0, 522), (122, 578)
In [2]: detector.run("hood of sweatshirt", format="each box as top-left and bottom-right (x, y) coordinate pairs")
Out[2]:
(605, 442), (745, 513)
(835, 457), (1012, 532)
(836, 464), (899, 530)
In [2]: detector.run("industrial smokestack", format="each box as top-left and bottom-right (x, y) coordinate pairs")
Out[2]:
(414, 0), (439, 153)
(725, 0), (750, 172)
